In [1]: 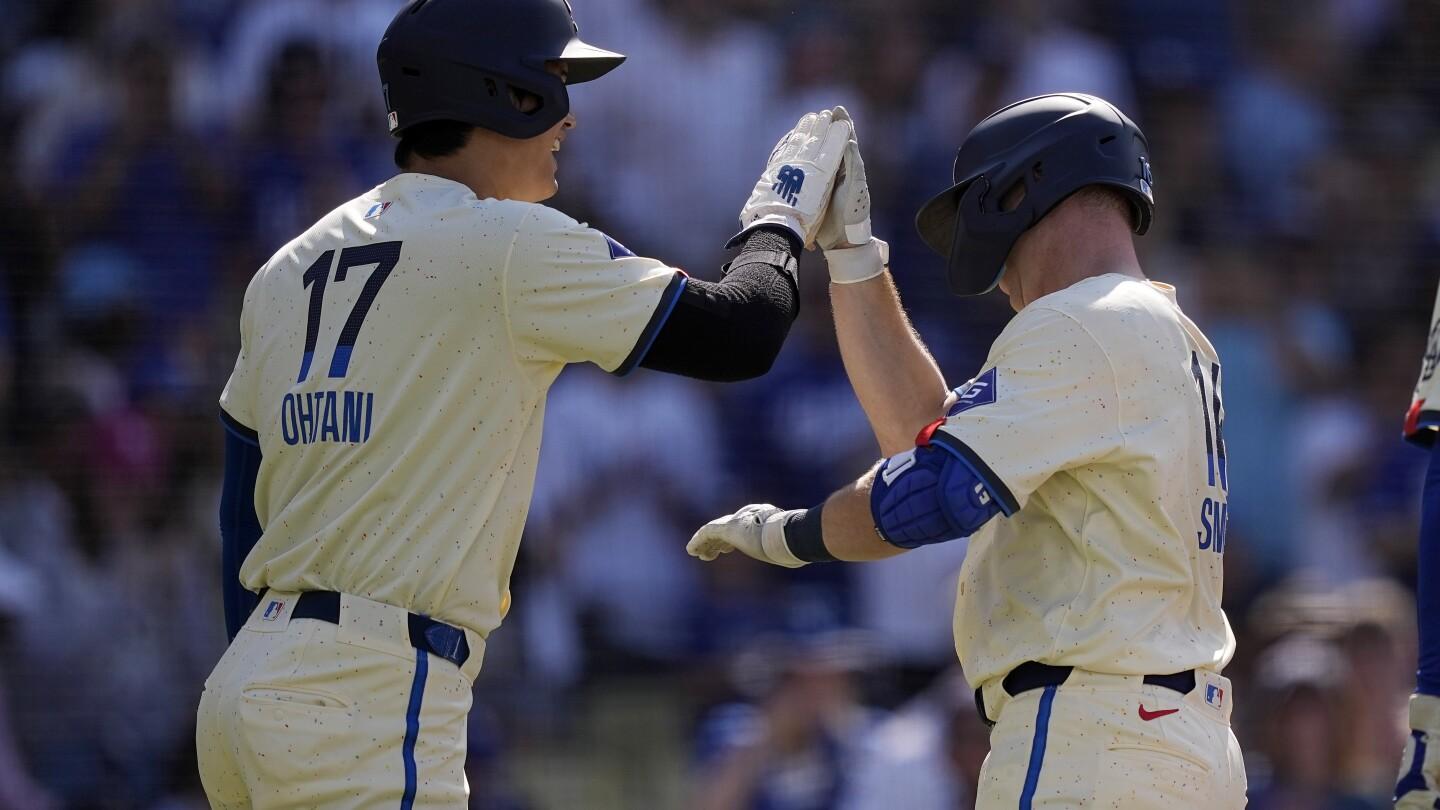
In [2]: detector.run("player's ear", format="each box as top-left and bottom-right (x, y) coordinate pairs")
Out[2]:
(507, 86), (544, 114)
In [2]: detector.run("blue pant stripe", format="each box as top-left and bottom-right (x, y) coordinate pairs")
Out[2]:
(400, 648), (428, 810)
(1019, 685), (1058, 809)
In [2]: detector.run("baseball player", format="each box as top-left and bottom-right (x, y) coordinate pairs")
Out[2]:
(690, 94), (1248, 808)
(195, 0), (854, 806)
(1393, 287), (1440, 808)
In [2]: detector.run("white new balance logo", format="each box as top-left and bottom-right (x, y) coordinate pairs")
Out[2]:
(881, 449), (917, 486)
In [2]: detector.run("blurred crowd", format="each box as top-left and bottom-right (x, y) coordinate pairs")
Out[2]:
(0, 0), (1436, 807)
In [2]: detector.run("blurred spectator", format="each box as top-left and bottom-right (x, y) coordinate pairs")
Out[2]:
(1219, 4), (1338, 233)
(48, 35), (229, 320)
(566, 0), (780, 265)
(990, 0), (1136, 113)
(524, 365), (726, 685)
(237, 38), (383, 255)
(690, 631), (878, 810)
(219, 0), (401, 127)
(852, 540), (968, 674)
(465, 703), (532, 810)
(840, 668), (990, 809)
(1246, 635), (1383, 810)
(0, 544), (57, 810)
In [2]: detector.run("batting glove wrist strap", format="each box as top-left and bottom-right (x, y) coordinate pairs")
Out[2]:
(731, 109), (852, 249)
(687, 504), (808, 568)
(825, 238), (890, 285)
(759, 510), (806, 568)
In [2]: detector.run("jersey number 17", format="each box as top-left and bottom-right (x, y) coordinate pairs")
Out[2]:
(296, 242), (404, 383)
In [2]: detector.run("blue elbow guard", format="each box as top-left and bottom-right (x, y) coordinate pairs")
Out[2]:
(871, 445), (1003, 549)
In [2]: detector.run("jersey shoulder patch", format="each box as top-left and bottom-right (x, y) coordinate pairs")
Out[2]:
(947, 368), (998, 416)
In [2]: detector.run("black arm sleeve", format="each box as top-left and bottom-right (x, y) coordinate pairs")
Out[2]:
(639, 227), (801, 381)
(219, 412), (263, 640)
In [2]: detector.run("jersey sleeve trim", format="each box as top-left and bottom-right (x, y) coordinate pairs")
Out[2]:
(926, 430), (1020, 517)
(1405, 400), (1440, 448)
(1407, 422), (1440, 448)
(611, 271), (688, 377)
(220, 408), (260, 447)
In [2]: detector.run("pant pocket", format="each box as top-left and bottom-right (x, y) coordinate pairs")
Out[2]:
(236, 684), (360, 805)
(241, 684), (352, 711)
(1107, 742), (1213, 774)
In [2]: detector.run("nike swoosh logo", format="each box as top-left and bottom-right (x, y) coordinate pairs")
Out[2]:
(1138, 705), (1180, 721)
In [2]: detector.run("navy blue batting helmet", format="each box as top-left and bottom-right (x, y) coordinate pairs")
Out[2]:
(915, 93), (1154, 296)
(377, 0), (625, 140)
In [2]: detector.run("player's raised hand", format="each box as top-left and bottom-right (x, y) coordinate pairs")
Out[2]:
(816, 107), (889, 284)
(687, 504), (807, 568)
(732, 109), (853, 249)
(1395, 693), (1440, 808)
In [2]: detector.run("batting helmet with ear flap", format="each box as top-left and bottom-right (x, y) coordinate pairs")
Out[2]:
(915, 93), (1154, 296)
(377, 0), (625, 140)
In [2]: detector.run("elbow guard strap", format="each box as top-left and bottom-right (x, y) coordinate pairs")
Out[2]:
(870, 444), (1003, 549)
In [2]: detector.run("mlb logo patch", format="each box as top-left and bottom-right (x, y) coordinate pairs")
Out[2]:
(387, 111), (399, 132)
(1139, 156), (1154, 201)
(947, 368), (998, 416)
(262, 600), (286, 621)
(1204, 683), (1224, 709)
(364, 201), (392, 220)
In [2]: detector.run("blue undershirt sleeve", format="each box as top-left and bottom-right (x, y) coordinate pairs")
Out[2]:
(1418, 442), (1440, 696)
(220, 414), (263, 640)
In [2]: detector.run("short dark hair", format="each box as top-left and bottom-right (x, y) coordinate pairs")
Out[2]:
(394, 120), (477, 169)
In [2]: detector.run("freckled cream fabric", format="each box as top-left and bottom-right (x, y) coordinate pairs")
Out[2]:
(1404, 283), (1440, 444)
(932, 274), (1235, 689)
(197, 593), (475, 808)
(973, 670), (1246, 809)
(218, 173), (681, 639)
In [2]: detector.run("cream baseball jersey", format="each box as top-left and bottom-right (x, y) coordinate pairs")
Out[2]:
(1405, 283), (1440, 446)
(926, 274), (1235, 689)
(219, 172), (684, 637)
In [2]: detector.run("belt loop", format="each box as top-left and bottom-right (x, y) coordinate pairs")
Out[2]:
(975, 687), (994, 728)
(459, 629), (486, 682)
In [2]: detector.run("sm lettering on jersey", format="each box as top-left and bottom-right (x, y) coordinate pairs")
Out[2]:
(1190, 351), (1229, 554)
(281, 390), (375, 446)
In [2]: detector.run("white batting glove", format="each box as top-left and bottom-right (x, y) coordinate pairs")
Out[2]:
(732, 109), (853, 249)
(816, 108), (888, 284)
(1395, 693), (1440, 808)
(687, 504), (807, 569)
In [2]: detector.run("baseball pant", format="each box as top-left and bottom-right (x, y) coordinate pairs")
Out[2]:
(196, 591), (486, 809)
(974, 668), (1246, 808)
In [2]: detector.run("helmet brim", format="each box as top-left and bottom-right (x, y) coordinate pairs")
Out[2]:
(558, 39), (626, 83)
